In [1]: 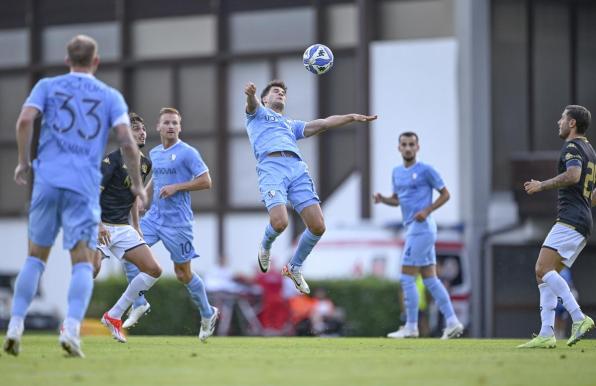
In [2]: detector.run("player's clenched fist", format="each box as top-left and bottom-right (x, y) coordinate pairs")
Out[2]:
(245, 82), (257, 96)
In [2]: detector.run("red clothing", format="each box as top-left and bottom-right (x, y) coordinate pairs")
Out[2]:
(257, 271), (290, 330)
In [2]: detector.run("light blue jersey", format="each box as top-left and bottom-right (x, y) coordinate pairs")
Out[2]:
(392, 162), (445, 235)
(246, 105), (306, 162)
(24, 72), (129, 199)
(144, 140), (208, 227)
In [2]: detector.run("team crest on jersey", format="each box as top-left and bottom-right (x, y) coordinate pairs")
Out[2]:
(103, 157), (110, 164)
(268, 190), (276, 199)
(171, 154), (177, 161)
(142, 164), (148, 174)
(412, 173), (418, 180)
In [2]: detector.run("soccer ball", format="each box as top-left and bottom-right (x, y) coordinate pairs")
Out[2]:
(303, 44), (334, 75)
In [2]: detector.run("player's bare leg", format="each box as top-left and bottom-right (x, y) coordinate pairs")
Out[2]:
(121, 246), (161, 328)
(258, 204), (288, 273)
(535, 248), (593, 346)
(102, 245), (161, 341)
(282, 204), (325, 295)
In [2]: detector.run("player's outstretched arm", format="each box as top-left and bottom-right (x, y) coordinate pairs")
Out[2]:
(115, 123), (147, 206)
(304, 114), (378, 138)
(14, 106), (39, 185)
(159, 171), (212, 199)
(524, 167), (581, 195)
(372, 192), (399, 207)
(245, 82), (259, 114)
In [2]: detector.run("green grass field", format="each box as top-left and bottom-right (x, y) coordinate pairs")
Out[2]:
(2, 336), (596, 386)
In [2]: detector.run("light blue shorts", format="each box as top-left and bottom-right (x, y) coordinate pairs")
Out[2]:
(401, 231), (437, 267)
(28, 181), (100, 250)
(257, 156), (320, 213)
(140, 217), (198, 264)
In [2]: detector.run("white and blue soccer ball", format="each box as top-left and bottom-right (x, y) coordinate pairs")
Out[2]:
(303, 44), (334, 75)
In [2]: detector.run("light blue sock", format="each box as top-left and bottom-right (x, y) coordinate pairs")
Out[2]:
(289, 229), (322, 267)
(66, 262), (94, 321)
(124, 261), (148, 308)
(11, 256), (46, 318)
(185, 273), (213, 318)
(400, 274), (419, 325)
(261, 223), (280, 250)
(423, 276), (456, 321)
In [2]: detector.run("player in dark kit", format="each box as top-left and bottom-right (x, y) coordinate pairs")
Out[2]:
(95, 112), (162, 343)
(519, 105), (596, 349)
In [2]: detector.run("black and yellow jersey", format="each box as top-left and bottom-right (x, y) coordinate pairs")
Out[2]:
(556, 137), (596, 237)
(100, 149), (152, 225)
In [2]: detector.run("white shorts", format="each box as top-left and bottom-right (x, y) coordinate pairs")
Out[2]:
(542, 223), (587, 267)
(97, 224), (145, 260)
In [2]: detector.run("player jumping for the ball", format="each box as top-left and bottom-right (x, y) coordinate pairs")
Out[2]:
(244, 80), (377, 294)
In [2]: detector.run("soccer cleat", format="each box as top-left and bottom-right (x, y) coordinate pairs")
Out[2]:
(3, 337), (21, 356)
(122, 302), (151, 329)
(199, 307), (219, 343)
(257, 244), (271, 273)
(59, 331), (85, 358)
(281, 265), (310, 294)
(387, 326), (419, 339)
(567, 315), (595, 347)
(516, 334), (556, 349)
(441, 322), (464, 339)
(101, 312), (127, 343)
(3, 321), (24, 356)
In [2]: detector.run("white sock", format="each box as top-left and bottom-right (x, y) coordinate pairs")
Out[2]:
(63, 317), (80, 337)
(542, 270), (584, 323)
(7, 316), (25, 337)
(108, 272), (159, 319)
(538, 283), (557, 337)
(446, 316), (460, 327)
(405, 322), (418, 331)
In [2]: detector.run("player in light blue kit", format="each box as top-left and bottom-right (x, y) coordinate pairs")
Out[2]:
(373, 132), (463, 339)
(3, 35), (146, 357)
(114, 107), (219, 342)
(245, 80), (377, 294)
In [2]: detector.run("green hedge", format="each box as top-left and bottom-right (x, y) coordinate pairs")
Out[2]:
(88, 277), (401, 337)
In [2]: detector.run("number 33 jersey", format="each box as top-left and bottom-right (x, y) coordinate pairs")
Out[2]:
(557, 137), (596, 237)
(24, 72), (129, 199)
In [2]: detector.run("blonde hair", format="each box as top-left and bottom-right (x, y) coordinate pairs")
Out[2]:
(158, 107), (182, 122)
(67, 35), (97, 67)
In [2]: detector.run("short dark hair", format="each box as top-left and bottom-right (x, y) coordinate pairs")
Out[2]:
(260, 80), (287, 104)
(67, 35), (97, 67)
(399, 131), (419, 143)
(565, 105), (591, 134)
(129, 112), (144, 126)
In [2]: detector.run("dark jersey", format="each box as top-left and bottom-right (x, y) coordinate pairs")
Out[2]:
(100, 149), (152, 224)
(556, 137), (596, 237)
